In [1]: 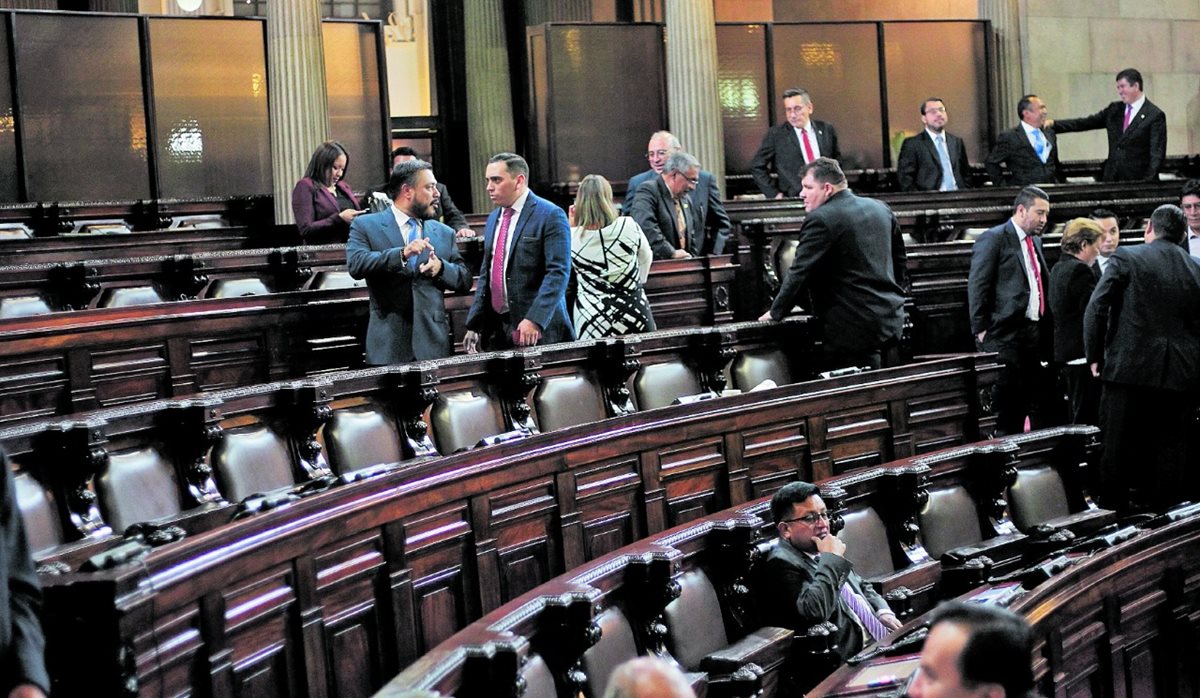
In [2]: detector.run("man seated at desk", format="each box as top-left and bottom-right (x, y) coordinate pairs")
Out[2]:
(754, 482), (901, 668)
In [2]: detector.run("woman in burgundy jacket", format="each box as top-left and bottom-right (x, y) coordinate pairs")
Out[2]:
(291, 141), (365, 237)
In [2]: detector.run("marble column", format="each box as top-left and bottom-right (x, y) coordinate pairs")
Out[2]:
(664, 0), (725, 197)
(979, 0), (1024, 131)
(266, 0), (330, 224)
(463, 0), (517, 213)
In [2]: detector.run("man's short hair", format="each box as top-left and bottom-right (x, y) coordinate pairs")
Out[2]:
(663, 151), (700, 176)
(386, 159), (432, 198)
(920, 97), (945, 115)
(1090, 207), (1117, 221)
(1116, 67), (1143, 90)
(1149, 203), (1187, 244)
(781, 87), (811, 104)
(929, 602), (1034, 697)
(602, 657), (696, 698)
(1012, 185), (1049, 214)
(770, 481), (821, 525)
(1181, 179), (1200, 200)
(800, 157), (847, 187)
(1017, 94), (1039, 121)
(650, 130), (682, 150)
(1061, 217), (1102, 254)
(489, 152), (530, 178)
(391, 145), (418, 160)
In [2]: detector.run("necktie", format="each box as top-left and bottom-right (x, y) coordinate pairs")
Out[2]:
(801, 129), (815, 163)
(674, 199), (688, 252)
(1024, 235), (1045, 316)
(405, 218), (420, 271)
(1031, 129), (1047, 163)
(490, 207), (514, 314)
(840, 583), (890, 642)
(935, 135), (957, 191)
(1123, 104), (1132, 131)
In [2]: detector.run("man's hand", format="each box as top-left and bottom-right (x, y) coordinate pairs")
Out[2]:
(514, 319), (542, 347)
(403, 238), (433, 261)
(9, 684), (48, 698)
(1044, 118), (1055, 128)
(758, 310), (776, 322)
(878, 611), (903, 632)
(463, 330), (481, 354)
(671, 249), (690, 259)
(339, 208), (366, 223)
(774, 192), (786, 200)
(419, 251), (442, 277)
(455, 227), (476, 239)
(975, 330), (986, 343)
(814, 533), (846, 557)
(1090, 362), (1100, 378)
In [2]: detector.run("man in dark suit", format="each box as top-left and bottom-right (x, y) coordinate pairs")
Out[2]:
(347, 159), (473, 364)
(622, 130), (731, 254)
(463, 152), (573, 352)
(1179, 180), (1200, 257)
(897, 97), (971, 192)
(968, 186), (1053, 436)
(908, 603), (1036, 698)
(1084, 204), (1200, 512)
(985, 94), (1063, 186)
(368, 147), (474, 238)
(629, 151), (726, 260)
(758, 158), (907, 371)
(753, 481), (900, 671)
(750, 87), (841, 199)
(1, 448), (50, 698)
(1052, 68), (1167, 182)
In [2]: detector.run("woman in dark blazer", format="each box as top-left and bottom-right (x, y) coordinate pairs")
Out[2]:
(1049, 217), (1103, 425)
(291, 141), (364, 237)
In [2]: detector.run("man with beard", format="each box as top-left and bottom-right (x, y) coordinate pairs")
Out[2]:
(347, 158), (472, 364)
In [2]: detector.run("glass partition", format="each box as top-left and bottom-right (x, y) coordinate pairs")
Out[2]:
(324, 21), (387, 192)
(716, 24), (769, 176)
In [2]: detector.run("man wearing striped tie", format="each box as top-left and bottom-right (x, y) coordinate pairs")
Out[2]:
(754, 481), (901, 672)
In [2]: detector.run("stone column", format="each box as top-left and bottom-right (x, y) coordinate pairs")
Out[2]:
(463, 0), (517, 213)
(978, 0), (1024, 131)
(664, 0), (725, 196)
(267, 0), (330, 224)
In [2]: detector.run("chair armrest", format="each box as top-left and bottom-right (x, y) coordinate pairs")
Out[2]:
(701, 626), (794, 673)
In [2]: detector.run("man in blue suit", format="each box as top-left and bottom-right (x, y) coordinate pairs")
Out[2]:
(346, 159), (472, 364)
(968, 186), (1053, 435)
(463, 153), (573, 352)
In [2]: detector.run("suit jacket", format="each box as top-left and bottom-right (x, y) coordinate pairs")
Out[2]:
(623, 168), (731, 254)
(985, 125), (1062, 186)
(767, 188), (907, 353)
(1054, 99), (1167, 182)
(1048, 254), (1097, 362)
(346, 211), (472, 364)
(753, 538), (890, 664)
(291, 177), (360, 237)
(1083, 238), (1200, 391)
(465, 191), (574, 347)
(968, 220), (1051, 349)
(750, 120), (841, 198)
(896, 131), (970, 192)
(0, 449), (50, 696)
(628, 175), (722, 260)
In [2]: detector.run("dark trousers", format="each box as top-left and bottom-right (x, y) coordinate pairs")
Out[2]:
(1063, 363), (1100, 426)
(820, 338), (900, 373)
(1099, 382), (1199, 512)
(981, 322), (1042, 436)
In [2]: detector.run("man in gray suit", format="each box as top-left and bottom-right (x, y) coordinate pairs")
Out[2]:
(347, 159), (472, 364)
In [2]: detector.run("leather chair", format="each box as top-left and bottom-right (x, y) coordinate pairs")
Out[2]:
(1008, 466), (1114, 536)
(633, 362), (703, 411)
(917, 485), (985, 559)
(839, 506), (897, 579)
(324, 405), (404, 474)
(96, 447), (183, 531)
(729, 349), (792, 392)
(205, 277), (271, 299)
(430, 389), (506, 454)
(311, 271), (366, 290)
(98, 285), (165, 308)
(520, 654), (558, 698)
(14, 472), (63, 554)
(210, 425), (296, 501)
(170, 214), (229, 229)
(581, 606), (640, 698)
(0, 295), (53, 319)
(533, 372), (607, 432)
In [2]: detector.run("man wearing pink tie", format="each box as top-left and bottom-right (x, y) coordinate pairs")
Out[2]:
(1051, 68), (1166, 182)
(750, 87), (841, 199)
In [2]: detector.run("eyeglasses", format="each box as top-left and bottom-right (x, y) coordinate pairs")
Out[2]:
(781, 511), (831, 525)
(645, 149), (670, 160)
(671, 172), (700, 186)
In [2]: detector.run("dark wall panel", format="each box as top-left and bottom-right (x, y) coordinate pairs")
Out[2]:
(323, 21), (387, 192)
(715, 24), (769, 176)
(0, 19), (16, 203)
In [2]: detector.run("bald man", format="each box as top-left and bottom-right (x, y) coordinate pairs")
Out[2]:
(602, 657), (695, 698)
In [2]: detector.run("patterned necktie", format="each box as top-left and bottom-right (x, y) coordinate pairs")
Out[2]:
(1024, 234), (1045, 316)
(840, 583), (890, 642)
(405, 218), (420, 271)
(490, 207), (514, 314)
(1123, 104), (1133, 131)
(674, 199), (687, 252)
(935, 135), (957, 192)
(801, 128), (815, 163)
(1031, 129), (1047, 163)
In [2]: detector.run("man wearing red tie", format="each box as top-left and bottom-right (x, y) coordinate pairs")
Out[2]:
(968, 186), (1053, 435)
(1051, 67), (1166, 182)
(750, 87), (841, 199)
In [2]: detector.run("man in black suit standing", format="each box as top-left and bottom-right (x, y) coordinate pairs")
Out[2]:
(1, 448), (50, 698)
(985, 95), (1062, 186)
(1084, 204), (1200, 512)
(630, 151), (727, 259)
(758, 158), (907, 371)
(750, 88), (840, 199)
(896, 97), (971, 192)
(1179, 180), (1200, 257)
(1052, 68), (1167, 182)
(968, 186), (1052, 436)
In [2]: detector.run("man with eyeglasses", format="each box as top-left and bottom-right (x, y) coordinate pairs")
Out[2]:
(753, 481), (901, 671)
(751, 87), (841, 199)
(629, 151), (728, 259)
(622, 131), (730, 257)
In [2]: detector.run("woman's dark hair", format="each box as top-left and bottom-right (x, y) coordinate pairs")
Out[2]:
(304, 141), (349, 187)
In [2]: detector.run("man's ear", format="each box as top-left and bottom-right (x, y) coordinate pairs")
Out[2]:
(974, 683), (1006, 698)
